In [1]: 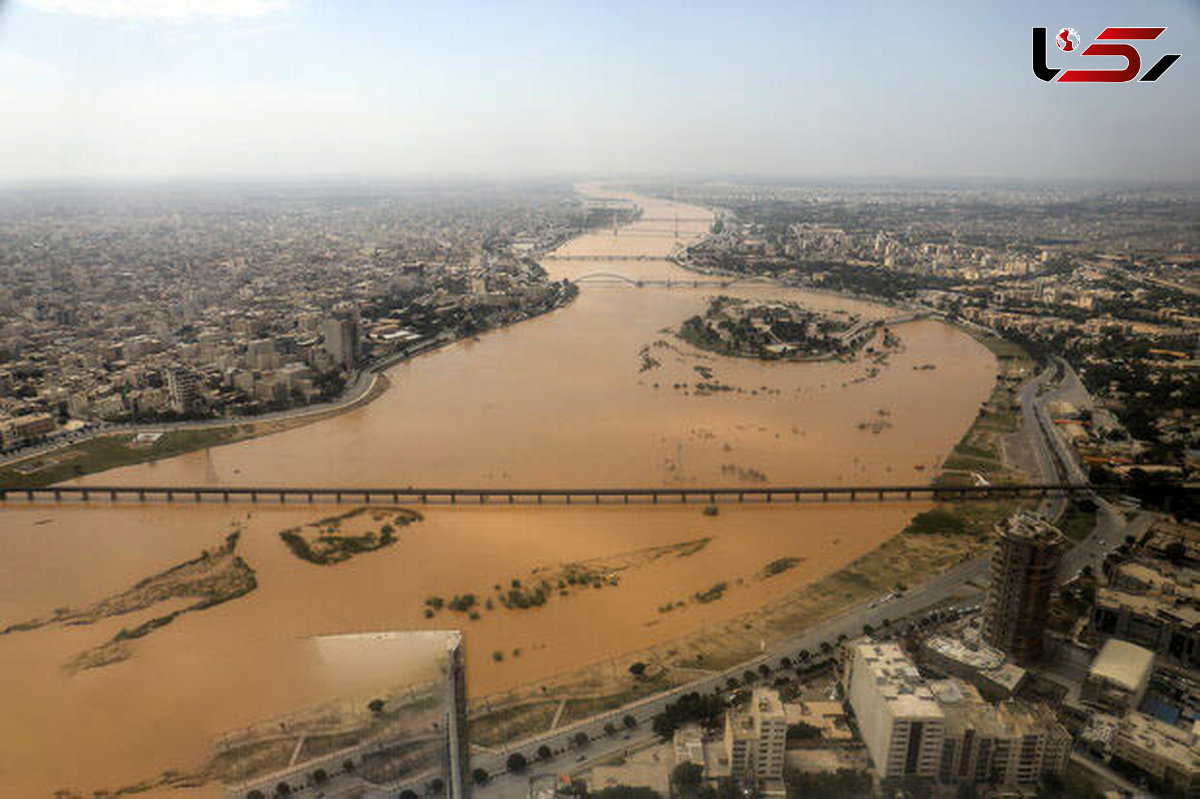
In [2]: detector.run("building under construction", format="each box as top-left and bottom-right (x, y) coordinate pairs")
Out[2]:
(983, 512), (1065, 664)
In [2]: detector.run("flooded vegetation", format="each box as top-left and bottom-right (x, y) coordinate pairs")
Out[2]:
(279, 506), (423, 565)
(2, 529), (256, 673)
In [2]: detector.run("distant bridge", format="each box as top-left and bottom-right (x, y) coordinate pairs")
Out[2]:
(836, 312), (927, 343)
(572, 272), (760, 289)
(0, 482), (1098, 507)
(541, 254), (672, 262)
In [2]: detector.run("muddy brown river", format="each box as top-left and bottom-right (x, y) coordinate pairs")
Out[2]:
(0, 187), (996, 795)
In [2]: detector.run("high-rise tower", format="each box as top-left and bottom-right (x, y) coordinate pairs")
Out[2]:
(983, 512), (1065, 664)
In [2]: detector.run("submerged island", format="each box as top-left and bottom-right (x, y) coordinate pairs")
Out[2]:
(678, 295), (895, 362)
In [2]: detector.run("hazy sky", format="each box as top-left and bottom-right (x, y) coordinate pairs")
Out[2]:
(0, 0), (1197, 183)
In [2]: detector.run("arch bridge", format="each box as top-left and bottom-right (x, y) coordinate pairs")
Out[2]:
(572, 272), (762, 289)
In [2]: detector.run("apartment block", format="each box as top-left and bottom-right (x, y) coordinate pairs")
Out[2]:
(845, 642), (946, 779)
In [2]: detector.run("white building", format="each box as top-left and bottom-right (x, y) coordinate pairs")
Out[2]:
(845, 642), (946, 779)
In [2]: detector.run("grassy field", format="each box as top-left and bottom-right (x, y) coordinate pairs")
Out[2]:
(468, 700), (560, 748)
(937, 330), (1035, 486)
(0, 426), (256, 488)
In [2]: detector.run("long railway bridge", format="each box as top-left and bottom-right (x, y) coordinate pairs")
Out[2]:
(0, 482), (1098, 507)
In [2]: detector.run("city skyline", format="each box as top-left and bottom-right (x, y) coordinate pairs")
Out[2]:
(0, 0), (1198, 183)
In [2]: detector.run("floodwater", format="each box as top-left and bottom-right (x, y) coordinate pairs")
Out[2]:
(0, 187), (996, 795)
(72, 188), (993, 489)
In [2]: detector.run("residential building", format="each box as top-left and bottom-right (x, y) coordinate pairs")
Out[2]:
(1111, 711), (1200, 797)
(983, 512), (1065, 664)
(1091, 561), (1200, 670)
(844, 642), (946, 780)
(725, 688), (788, 789)
(0, 411), (56, 448)
(166, 368), (201, 415)
(1081, 639), (1154, 712)
(932, 679), (1070, 791)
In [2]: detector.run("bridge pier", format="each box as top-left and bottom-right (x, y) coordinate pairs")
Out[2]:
(421, 493), (428, 504)
(508, 494), (514, 504)
(250, 491), (257, 503)
(766, 492), (772, 503)
(222, 490), (229, 503)
(336, 492), (342, 504)
(279, 492), (286, 503)
(53, 488), (61, 501)
(166, 491), (173, 502)
(878, 489), (885, 501)
(479, 494), (485, 505)
(822, 490), (828, 501)
(138, 490), (145, 502)
(82, 489), (89, 501)
(308, 492), (314, 503)
(111, 489), (118, 501)
(849, 490), (856, 501)
(26, 489), (34, 500)
(195, 491), (202, 502)
(392, 492), (399, 503)
(594, 493), (600, 505)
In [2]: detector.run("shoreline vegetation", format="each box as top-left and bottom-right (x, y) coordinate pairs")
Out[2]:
(424, 537), (713, 621)
(279, 506), (423, 565)
(0, 530), (257, 673)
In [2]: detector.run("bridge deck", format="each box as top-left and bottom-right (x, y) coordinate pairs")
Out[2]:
(0, 483), (1096, 507)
